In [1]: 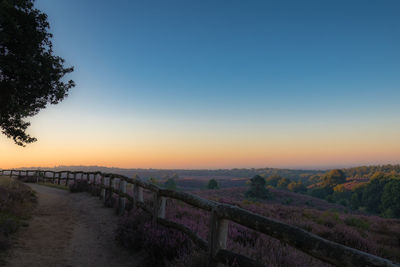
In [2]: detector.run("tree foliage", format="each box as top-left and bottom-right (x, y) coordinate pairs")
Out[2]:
(287, 181), (306, 193)
(277, 178), (290, 189)
(381, 180), (400, 218)
(0, 0), (74, 146)
(265, 175), (282, 187)
(245, 175), (270, 200)
(164, 178), (177, 190)
(322, 169), (346, 188)
(207, 179), (219, 189)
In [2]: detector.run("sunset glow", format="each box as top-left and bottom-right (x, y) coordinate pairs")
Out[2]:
(1, 0), (399, 170)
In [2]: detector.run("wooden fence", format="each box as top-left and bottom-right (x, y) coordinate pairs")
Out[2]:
(1, 169), (398, 267)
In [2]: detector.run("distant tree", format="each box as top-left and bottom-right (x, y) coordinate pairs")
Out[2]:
(310, 186), (333, 199)
(207, 179), (219, 189)
(265, 175), (282, 187)
(322, 169), (346, 187)
(380, 179), (400, 218)
(245, 175), (270, 200)
(288, 181), (307, 193)
(361, 176), (389, 214)
(149, 177), (158, 185)
(164, 178), (176, 190)
(277, 178), (290, 190)
(0, 0), (75, 146)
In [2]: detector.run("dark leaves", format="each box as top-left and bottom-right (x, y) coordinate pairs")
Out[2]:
(0, 0), (75, 146)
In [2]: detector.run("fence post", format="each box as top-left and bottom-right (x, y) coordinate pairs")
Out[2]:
(52, 172), (55, 183)
(138, 186), (144, 203)
(159, 197), (166, 219)
(132, 184), (138, 208)
(103, 177), (109, 205)
(10, 170), (13, 177)
(105, 176), (113, 207)
(100, 175), (105, 200)
(57, 172), (61, 185)
(153, 192), (159, 224)
(118, 180), (127, 215)
(66, 172), (70, 186)
(208, 208), (229, 267)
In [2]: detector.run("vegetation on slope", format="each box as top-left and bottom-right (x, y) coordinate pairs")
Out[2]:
(0, 176), (36, 260)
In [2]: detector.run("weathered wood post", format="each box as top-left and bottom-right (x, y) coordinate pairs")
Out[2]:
(153, 192), (159, 224)
(10, 170), (13, 177)
(105, 176), (113, 207)
(66, 172), (70, 186)
(118, 180), (127, 215)
(132, 184), (138, 208)
(103, 176), (109, 205)
(159, 197), (167, 219)
(52, 172), (56, 183)
(100, 174), (105, 200)
(138, 186), (144, 203)
(208, 208), (229, 267)
(57, 172), (61, 185)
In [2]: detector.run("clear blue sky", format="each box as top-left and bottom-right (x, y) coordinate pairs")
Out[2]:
(2, 0), (399, 169)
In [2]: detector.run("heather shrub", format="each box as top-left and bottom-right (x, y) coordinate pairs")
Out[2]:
(69, 179), (90, 193)
(116, 208), (192, 266)
(0, 213), (20, 236)
(0, 233), (10, 250)
(344, 217), (369, 230)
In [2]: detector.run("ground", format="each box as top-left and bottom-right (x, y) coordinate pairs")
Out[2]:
(4, 184), (145, 267)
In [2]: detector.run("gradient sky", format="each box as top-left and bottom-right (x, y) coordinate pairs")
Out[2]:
(1, 0), (400, 169)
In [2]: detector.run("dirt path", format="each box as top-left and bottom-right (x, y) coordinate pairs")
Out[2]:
(5, 184), (145, 267)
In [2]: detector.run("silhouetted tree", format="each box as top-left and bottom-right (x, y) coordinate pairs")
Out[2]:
(0, 0), (74, 146)
(207, 179), (219, 189)
(245, 175), (270, 199)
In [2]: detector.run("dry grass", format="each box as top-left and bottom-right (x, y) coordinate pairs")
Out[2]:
(38, 182), (69, 191)
(0, 176), (37, 261)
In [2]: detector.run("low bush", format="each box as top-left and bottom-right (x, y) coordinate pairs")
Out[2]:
(116, 208), (192, 266)
(69, 180), (90, 193)
(344, 217), (370, 230)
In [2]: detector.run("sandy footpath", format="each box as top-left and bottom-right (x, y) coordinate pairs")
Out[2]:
(5, 184), (145, 267)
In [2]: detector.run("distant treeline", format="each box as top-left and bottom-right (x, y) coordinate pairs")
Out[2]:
(342, 164), (400, 179)
(15, 165), (322, 180)
(263, 165), (400, 218)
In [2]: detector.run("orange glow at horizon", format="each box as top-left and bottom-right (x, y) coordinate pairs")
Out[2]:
(1, 129), (400, 170)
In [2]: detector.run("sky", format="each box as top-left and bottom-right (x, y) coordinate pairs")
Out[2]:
(1, 0), (400, 170)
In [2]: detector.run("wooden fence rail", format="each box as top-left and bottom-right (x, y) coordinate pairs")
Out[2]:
(1, 169), (398, 267)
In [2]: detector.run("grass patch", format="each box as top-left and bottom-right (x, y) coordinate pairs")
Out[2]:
(344, 217), (370, 231)
(0, 176), (37, 261)
(38, 182), (68, 191)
